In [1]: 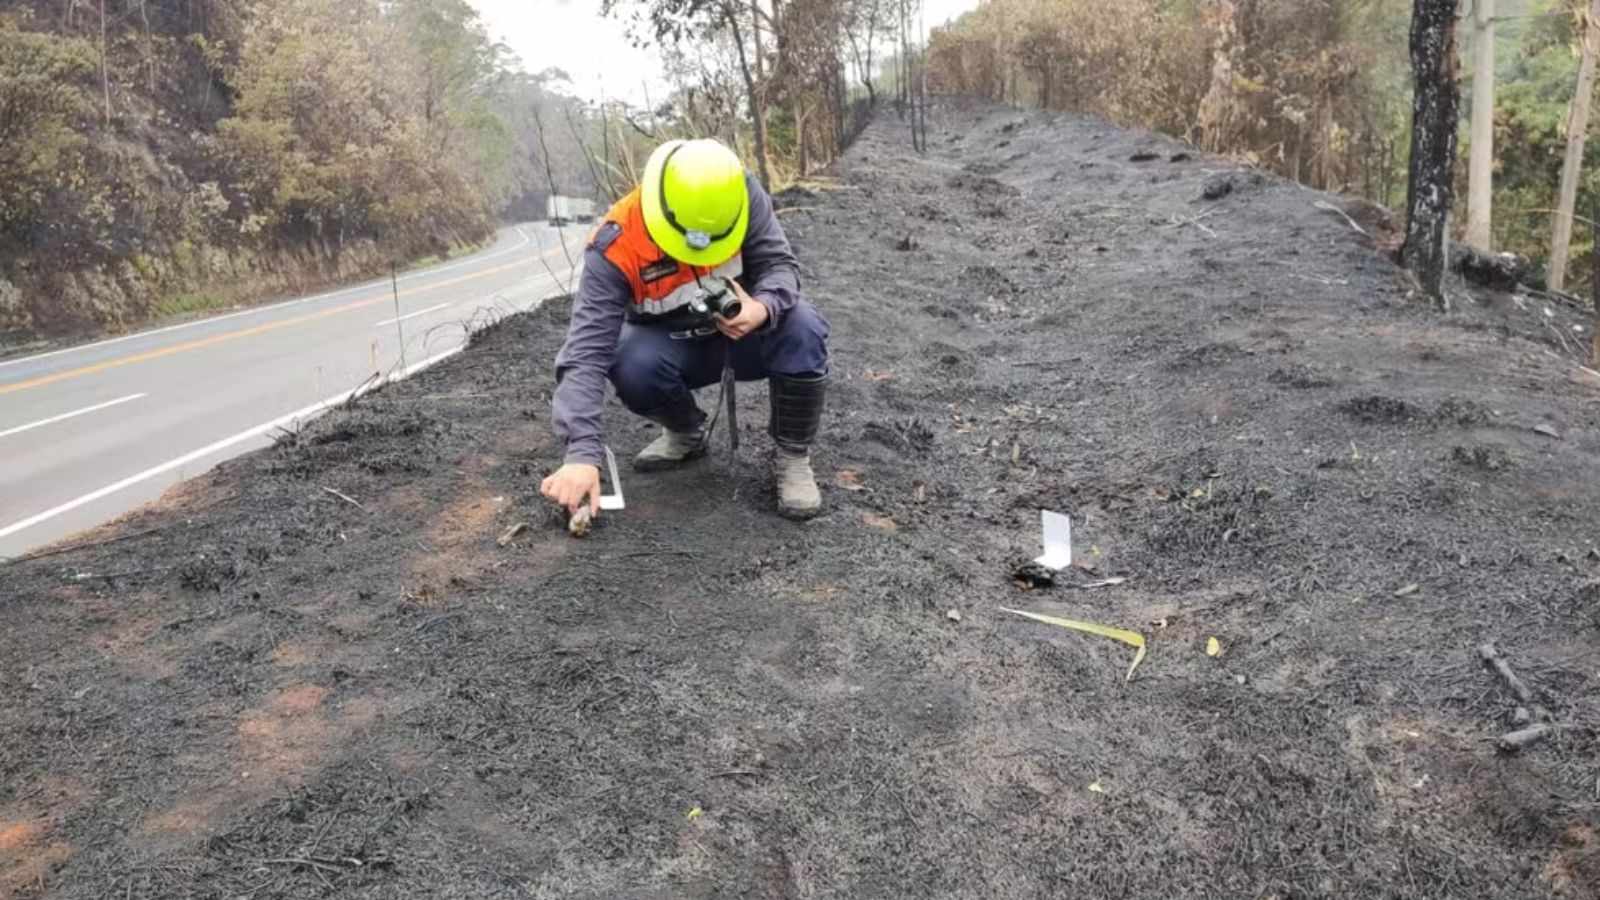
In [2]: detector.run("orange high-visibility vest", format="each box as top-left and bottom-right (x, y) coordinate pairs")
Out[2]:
(590, 188), (742, 318)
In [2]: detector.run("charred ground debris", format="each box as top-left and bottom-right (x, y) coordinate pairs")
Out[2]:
(1, 103), (1598, 898)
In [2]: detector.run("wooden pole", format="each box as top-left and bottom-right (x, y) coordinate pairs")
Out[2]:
(1466, 0), (1496, 250)
(391, 263), (407, 371)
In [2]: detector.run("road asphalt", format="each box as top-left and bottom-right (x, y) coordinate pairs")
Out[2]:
(0, 222), (583, 559)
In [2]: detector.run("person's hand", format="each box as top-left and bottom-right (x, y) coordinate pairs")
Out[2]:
(541, 463), (601, 515)
(715, 281), (769, 340)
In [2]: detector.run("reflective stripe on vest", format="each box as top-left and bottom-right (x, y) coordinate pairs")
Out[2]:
(592, 188), (744, 318)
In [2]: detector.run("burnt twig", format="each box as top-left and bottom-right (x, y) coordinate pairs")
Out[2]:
(621, 110), (658, 140)
(1478, 642), (1534, 704)
(71, 566), (174, 581)
(605, 550), (698, 560)
(532, 240), (577, 298)
(1313, 200), (1371, 237)
(1, 525), (176, 567)
(321, 487), (365, 511)
(1495, 724), (1554, 753)
(1162, 208), (1220, 236)
(258, 857), (351, 874)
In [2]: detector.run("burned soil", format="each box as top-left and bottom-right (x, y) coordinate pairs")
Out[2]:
(3, 103), (1599, 899)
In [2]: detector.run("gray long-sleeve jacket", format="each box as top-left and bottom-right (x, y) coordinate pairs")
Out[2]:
(551, 173), (800, 466)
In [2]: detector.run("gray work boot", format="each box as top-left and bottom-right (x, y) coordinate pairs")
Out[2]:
(775, 449), (822, 519)
(770, 374), (827, 520)
(634, 409), (708, 471)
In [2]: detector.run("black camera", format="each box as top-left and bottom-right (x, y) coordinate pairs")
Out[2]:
(687, 277), (743, 320)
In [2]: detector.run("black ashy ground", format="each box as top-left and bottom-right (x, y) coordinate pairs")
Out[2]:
(2, 102), (1598, 899)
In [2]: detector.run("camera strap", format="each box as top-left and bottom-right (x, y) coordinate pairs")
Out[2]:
(722, 360), (739, 452)
(700, 355), (739, 454)
(682, 272), (738, 453)
(667, 325), (718, 340)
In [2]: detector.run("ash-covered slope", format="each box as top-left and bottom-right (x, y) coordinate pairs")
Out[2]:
(2, 102), (1596, 899)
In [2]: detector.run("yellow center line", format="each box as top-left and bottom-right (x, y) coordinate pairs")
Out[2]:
(0, 246), (571, 398)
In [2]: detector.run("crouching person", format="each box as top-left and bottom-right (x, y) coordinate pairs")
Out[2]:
(540, 139), (831, 520)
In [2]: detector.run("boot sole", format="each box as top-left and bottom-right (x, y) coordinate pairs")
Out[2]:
(633, 445), (708, 472)
(777, 503), (823, 521)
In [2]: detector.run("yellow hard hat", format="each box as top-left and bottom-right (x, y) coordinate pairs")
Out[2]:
(641, 139), (749, 267)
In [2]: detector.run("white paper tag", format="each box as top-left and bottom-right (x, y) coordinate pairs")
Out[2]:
(1034, 510), (1072, 570)
(598, 445), (626, 511)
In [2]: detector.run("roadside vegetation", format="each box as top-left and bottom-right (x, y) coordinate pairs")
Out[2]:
(0, 0), (601, 341)
(926, 0), (1600, 298)
(8, 0), (1600, 344)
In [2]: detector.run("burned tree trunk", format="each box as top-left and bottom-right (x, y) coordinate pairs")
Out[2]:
(1400, 0), (1461, 309)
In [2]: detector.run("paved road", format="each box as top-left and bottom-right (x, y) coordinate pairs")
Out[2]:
(0, 223), (584, 559)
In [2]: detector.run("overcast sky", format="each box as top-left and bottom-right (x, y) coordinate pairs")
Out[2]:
(468, 0), (982, 106)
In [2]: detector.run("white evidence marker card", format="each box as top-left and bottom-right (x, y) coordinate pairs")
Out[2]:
(1034, 510), (1072, 571)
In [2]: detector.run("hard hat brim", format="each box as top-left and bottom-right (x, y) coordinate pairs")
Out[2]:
(641, 141), (750, 268)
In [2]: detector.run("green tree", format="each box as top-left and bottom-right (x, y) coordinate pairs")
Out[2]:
(390, 0), (518, 204)
(0, 15), (98, 246)
(217, 0), (513, 250)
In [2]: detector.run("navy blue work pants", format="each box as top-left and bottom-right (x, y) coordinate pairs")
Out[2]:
(609, 300), (829, 423)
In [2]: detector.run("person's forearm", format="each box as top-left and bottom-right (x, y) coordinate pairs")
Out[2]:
(551, 248), (629, 463)
(750, 270), (799, 325)
(739, 174), (801, 327)
(552, 372), (607, 466)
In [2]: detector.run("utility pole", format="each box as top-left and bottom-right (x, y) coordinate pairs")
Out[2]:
(1466, 0), (1495, 251)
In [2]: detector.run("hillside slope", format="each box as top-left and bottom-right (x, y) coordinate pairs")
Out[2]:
(0, 0), (582, 345)
(2, 103), (1597, 898)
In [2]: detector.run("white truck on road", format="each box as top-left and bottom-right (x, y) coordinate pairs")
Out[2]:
(547, 195), (596, 226)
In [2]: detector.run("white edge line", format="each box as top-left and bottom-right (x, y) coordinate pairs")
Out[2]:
(378, 264), (575, 361)
(0, 345), (466, 542)
(0, 393), (148, 441)
(0, 225), (537, 372)
(376, 302), (453, 328)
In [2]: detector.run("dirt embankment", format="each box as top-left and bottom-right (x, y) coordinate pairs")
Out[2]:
(2, 102), (1598, 899)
